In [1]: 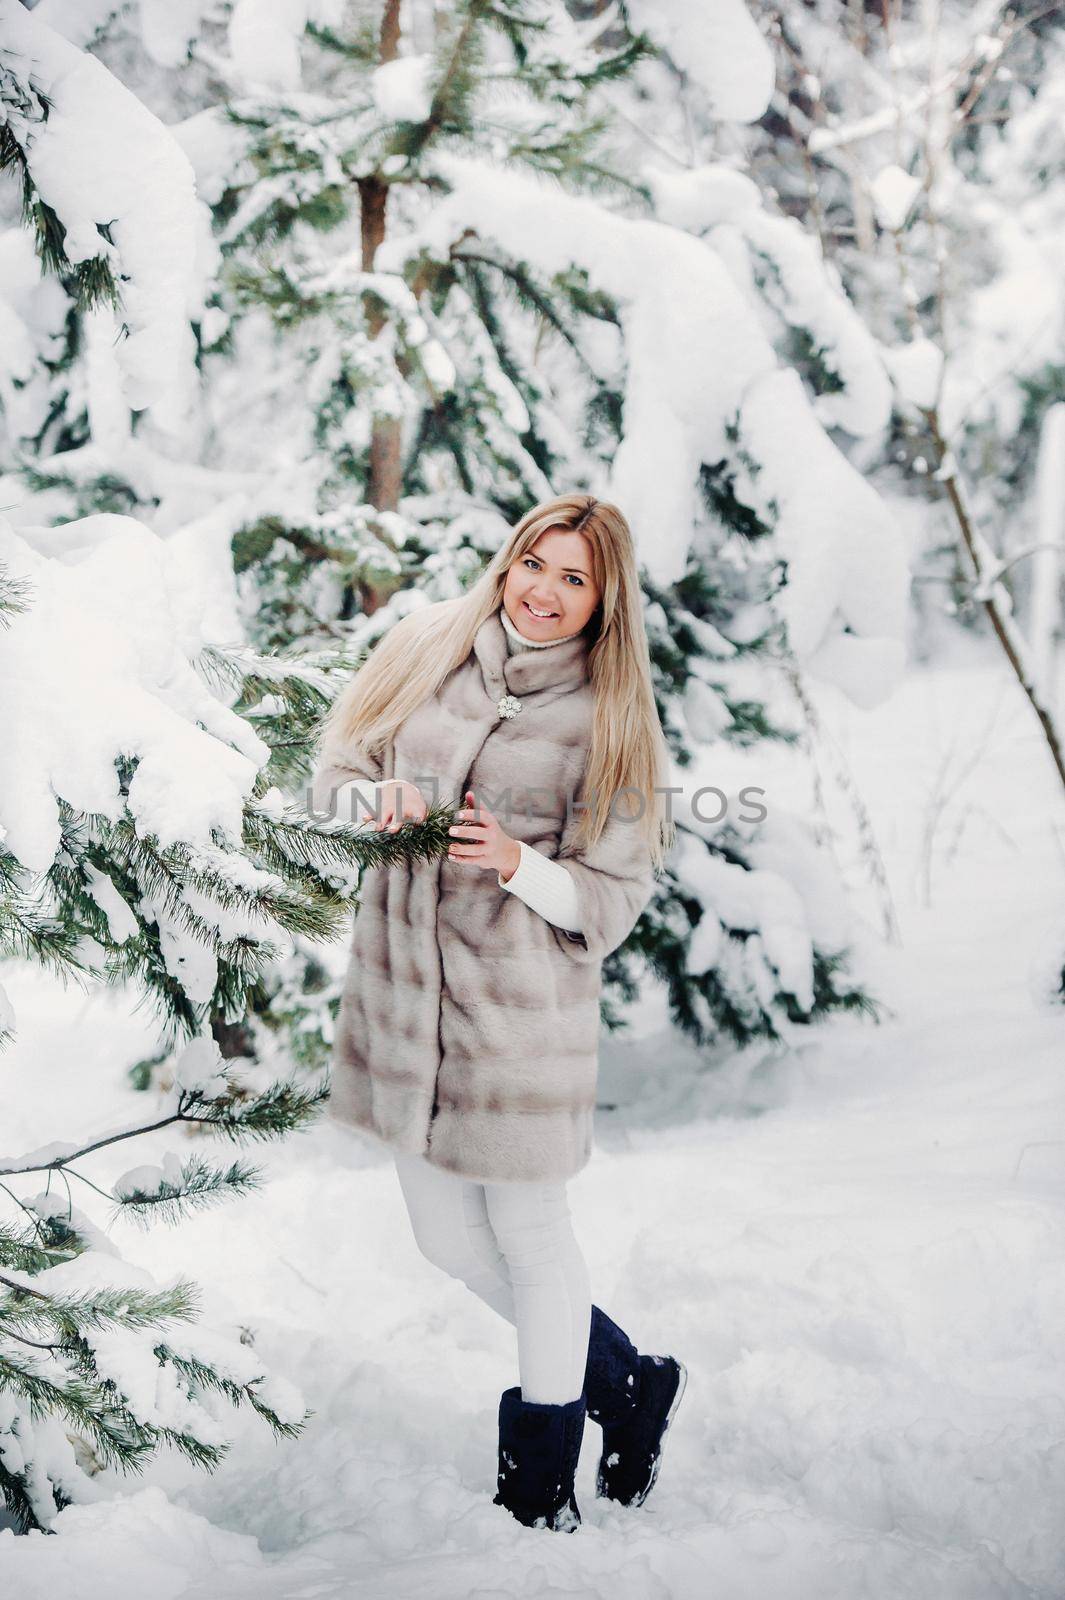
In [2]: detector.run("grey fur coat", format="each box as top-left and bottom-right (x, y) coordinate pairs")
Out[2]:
(311, 604), (656, 1184)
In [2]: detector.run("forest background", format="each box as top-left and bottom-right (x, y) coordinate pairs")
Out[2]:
(1, 2), (1063, 1595)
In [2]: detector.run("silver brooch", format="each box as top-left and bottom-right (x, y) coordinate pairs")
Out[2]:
(497, 693), (523, 719)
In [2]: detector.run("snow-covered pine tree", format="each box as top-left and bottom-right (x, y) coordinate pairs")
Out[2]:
(544, 0), (913, 1031)
(208, 0), (656, 646)
(0, 2), (455, 1080)
(0, 507), (453, 1533)
(0, 510), (452, 1067)
(0, 1035), (310, 1536)
(197, 2), (908, 1050)
(0, 2), (911, 1059)
(0, 0), (211, 509)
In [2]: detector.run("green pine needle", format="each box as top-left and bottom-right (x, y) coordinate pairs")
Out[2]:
(109, 1155), (264, 1229)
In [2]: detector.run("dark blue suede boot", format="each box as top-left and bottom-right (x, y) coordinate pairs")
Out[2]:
(492, 1387), (586, 1532)
(583, 1305), (687, 1508)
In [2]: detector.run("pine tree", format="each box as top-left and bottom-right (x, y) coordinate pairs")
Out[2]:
(0, 515), (453, 1532)
(0, 2), (908, 1065)
(0, 1047), (311, 1534)
(204, 3), (895, 1051)
(216, 0), (658, 645)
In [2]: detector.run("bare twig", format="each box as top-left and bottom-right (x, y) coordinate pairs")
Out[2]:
(923, 406), (1065, 792)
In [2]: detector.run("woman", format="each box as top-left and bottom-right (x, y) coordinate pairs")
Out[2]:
(311, 493), (686, 1532)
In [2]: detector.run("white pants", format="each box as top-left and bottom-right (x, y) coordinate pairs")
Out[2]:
(393, 1151), (592, 1405)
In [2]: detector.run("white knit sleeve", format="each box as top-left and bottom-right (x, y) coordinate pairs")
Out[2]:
(497, 840), (583, 933)
(328, 777), (388, 827)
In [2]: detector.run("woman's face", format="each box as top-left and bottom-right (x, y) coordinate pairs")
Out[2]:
(502, 528), (601, 641)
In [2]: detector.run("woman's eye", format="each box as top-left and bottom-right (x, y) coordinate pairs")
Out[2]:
(522, 557), (582, 586)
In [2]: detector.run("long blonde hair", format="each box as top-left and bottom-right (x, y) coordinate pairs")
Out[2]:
(313, 493), (675, 870)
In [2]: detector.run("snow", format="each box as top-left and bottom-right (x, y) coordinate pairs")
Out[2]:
(171, 1035), (230, 1094)
(112, 1151), (187, 1200)
(673, 828), (814, 1009)
(0, 506), (285, 1029)
(21, 0), (136, 50)
(623, 0), (775, 124)
(0, 230), (65, 428)
(138, 0), (214, 70)
(91, 1322), (232, 1446)
(83, 864), (140, 945)
(227, 0), (311, 91)
(645, 164), (893, 437)
(0, 512), (267, 873)
(807, 65), (961, 157)
(2, 654), (1063, 1596)
(1, 4), (1063, 1589)
(734, 367), (908, 698)
(881, 336), (944, 411)
(646, 164), (763, 233)
(378, 156), (908, 707)
(378, 154), (756, 584)
(372, 56), (434, 125)
(0, 1), (206, 433)
(169, 108), (251, 210)
(869, 165), (923, 232)
(0, 982), (14, 1039)
(939, 205), (1062, 442)
(739, 209), (894, 437)
(975, 33), (1006, 64)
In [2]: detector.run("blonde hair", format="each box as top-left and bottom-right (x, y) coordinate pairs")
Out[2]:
(313, 493), (675, 870)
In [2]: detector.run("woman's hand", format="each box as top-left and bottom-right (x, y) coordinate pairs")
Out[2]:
(448, 789), (521, 879)
(368, 779), (429, 833)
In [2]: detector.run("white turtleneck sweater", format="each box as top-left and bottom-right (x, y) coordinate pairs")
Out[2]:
(332, 606), (583, 933)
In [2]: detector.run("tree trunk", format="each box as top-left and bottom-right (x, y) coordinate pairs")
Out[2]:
(359, 173), (403, 520)
(356, 0), (405, 615)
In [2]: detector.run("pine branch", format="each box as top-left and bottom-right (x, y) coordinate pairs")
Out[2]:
(452, 247), (597, 364)
(0, 1220), (81, 1275)
(247, 798), (457, 877)
(156, 1345), (307, 1440)
(403, 0), (491, 162)
(0, 88), (121, 314)
(305, 16), (380, 66)
(0, 1457), (44, 1535)
(0, 1348), (156, 1473)
(195, 639), (364, 709)
(0, 1278), (201, 1336)
(0, 1073), (325, 1178)
(0, 562), (33, 625)
(0, 885), (87, 978)
(109, 1154), (264, 1229)
(179, 1075), (329, 1142)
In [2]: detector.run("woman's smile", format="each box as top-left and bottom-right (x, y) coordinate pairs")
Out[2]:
(522, 598), (560, 620)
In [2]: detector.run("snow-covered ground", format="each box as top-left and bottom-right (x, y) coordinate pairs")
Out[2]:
(3, 653), (1064, 1599)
